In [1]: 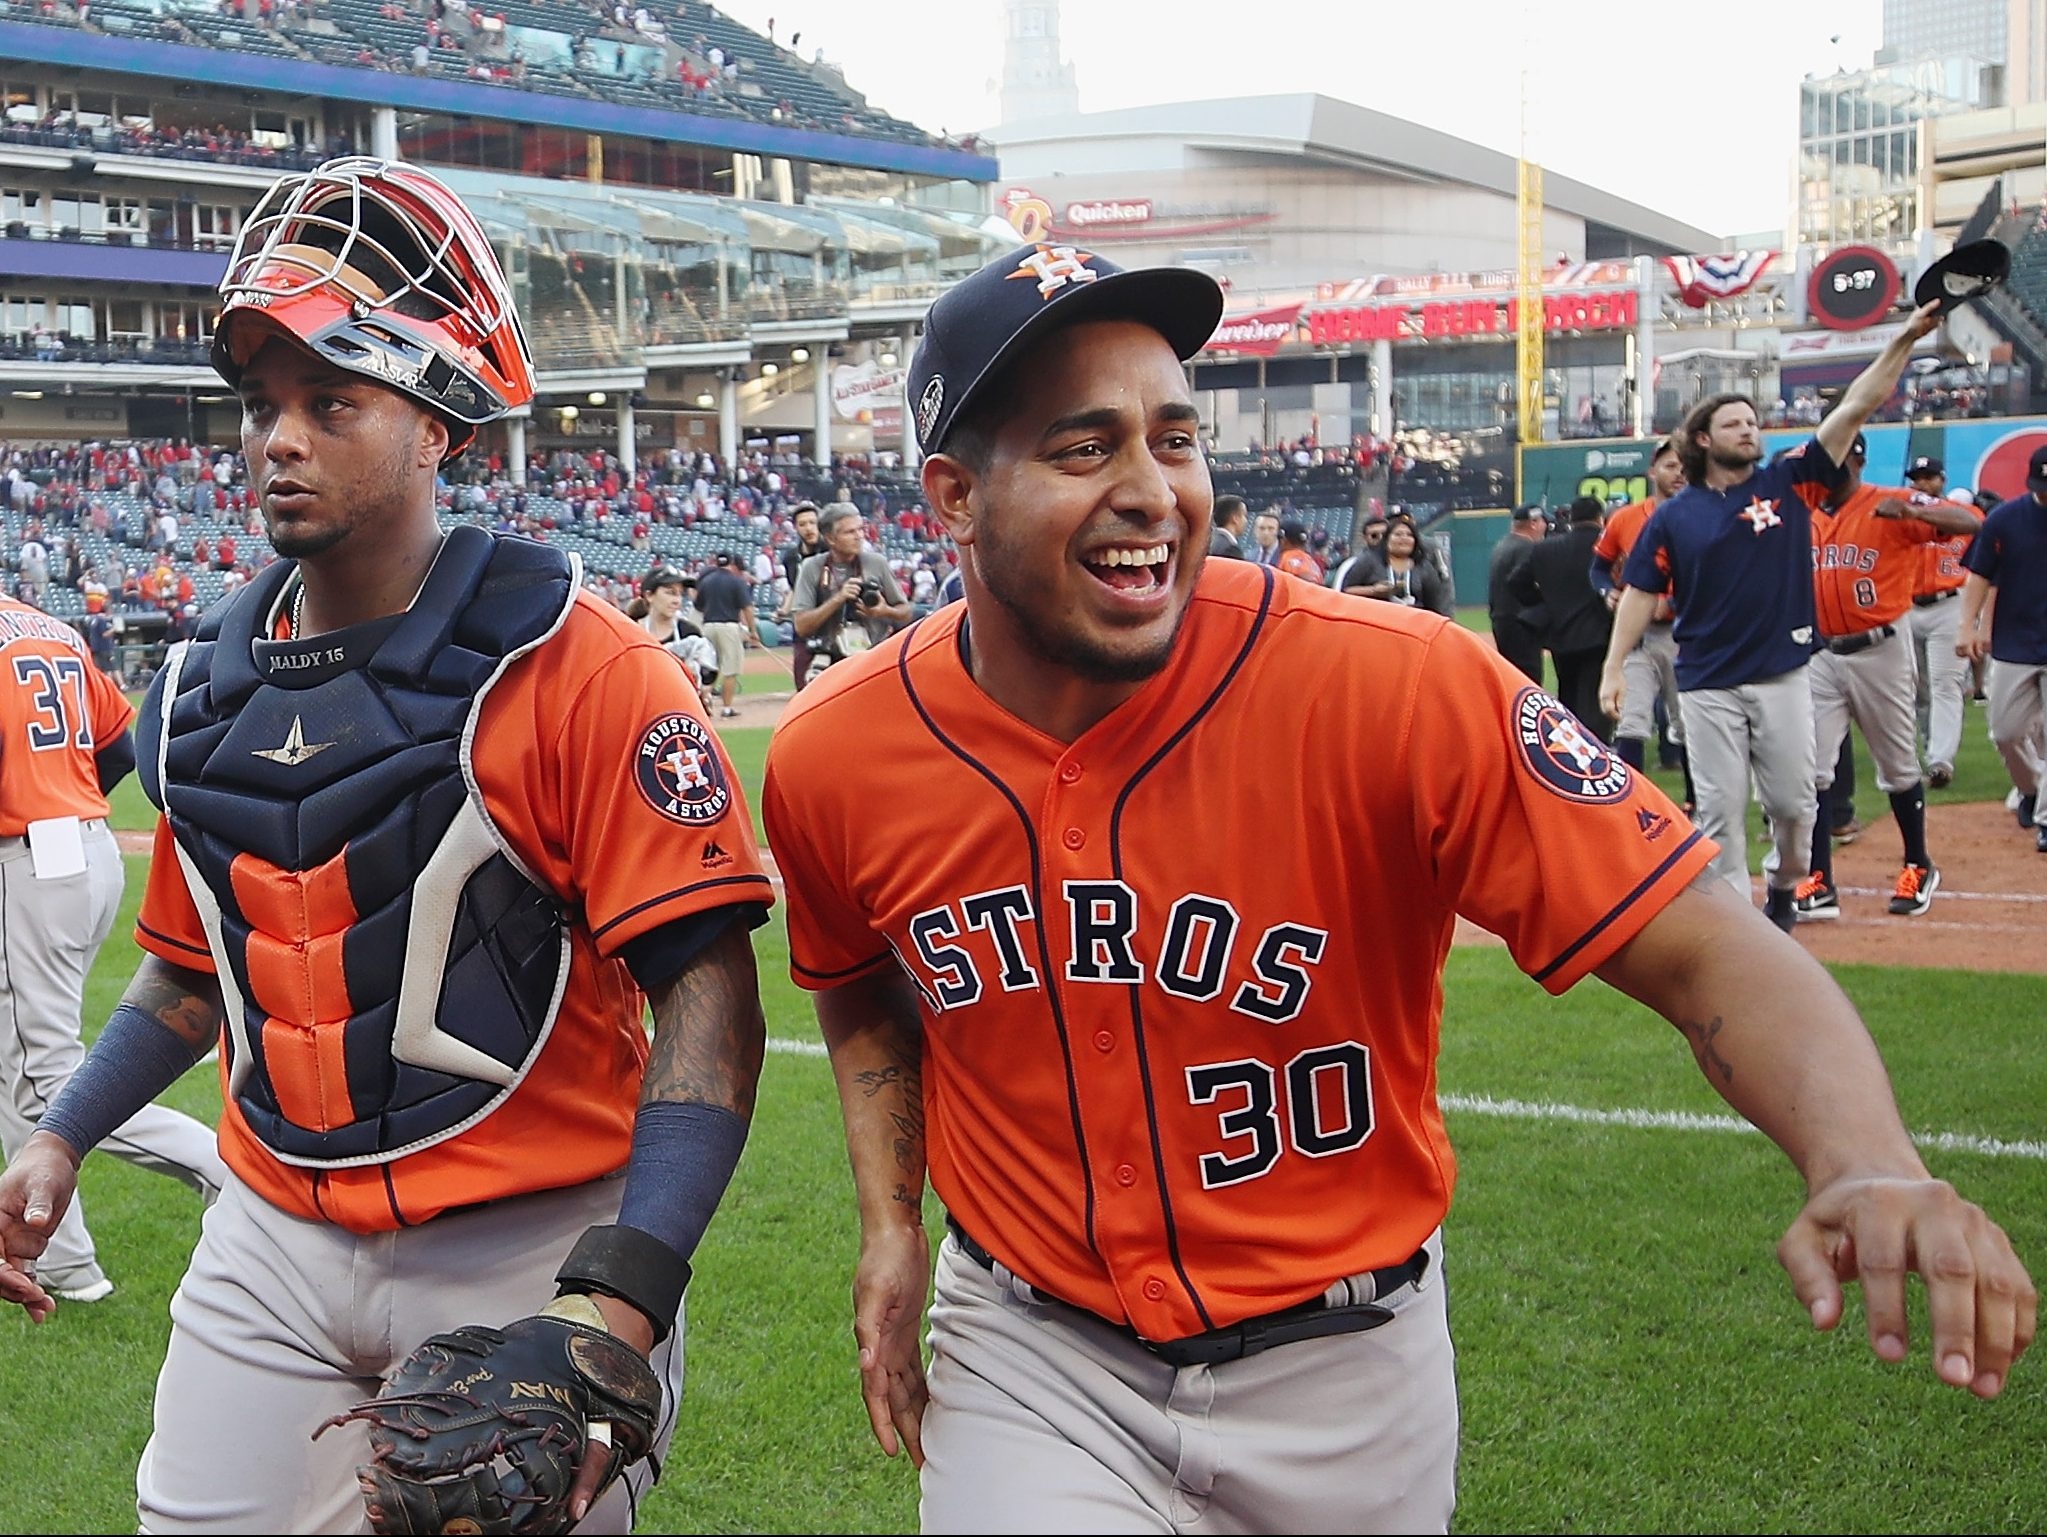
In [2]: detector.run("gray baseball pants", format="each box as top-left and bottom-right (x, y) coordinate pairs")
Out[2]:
(137, 1170), (681, 1534)
(1908, 594), (1968, 772)
(0, 820), (226, 1290)
(1811, 628), (1922, 794)
(1677, 671), (1817, 896)
(1618, 622), (1684, 747)
(1988, 659), (2047, 820)
(919, 1230), (1456, 1534)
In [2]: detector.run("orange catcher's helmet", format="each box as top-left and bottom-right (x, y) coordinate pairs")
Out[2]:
(212, 157), (534, 457)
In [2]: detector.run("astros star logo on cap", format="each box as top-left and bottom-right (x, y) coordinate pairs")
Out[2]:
(1007, 243), (1100, 299)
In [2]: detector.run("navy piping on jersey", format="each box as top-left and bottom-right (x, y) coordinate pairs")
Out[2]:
(138, 920), (212, 962)
(589, 873), (777, 943)
(1106, 563), (1275, 1333)
(898, 616), (1102, 1265)
(382, 1162), (412, 1228)
(1531, 828), (1705, 987)
(791, 950), (894, 983)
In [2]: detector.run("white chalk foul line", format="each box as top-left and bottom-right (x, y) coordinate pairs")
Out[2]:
(765, 1040), (2046, 1161)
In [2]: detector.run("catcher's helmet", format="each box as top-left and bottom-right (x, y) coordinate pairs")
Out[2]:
(212, 157), (534, 458)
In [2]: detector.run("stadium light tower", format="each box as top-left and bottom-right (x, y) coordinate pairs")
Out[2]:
(1515, 56), (1545, 447)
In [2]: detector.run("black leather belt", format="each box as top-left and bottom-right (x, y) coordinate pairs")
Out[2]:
(1824, 623), (1897, 656)
(1913, 590), (1958, 607)
(947, 1218), (1428, 1370)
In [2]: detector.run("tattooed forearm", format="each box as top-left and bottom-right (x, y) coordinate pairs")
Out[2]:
(1679, 1014), (1734, 1086)
(856, 1064), (904, 1097)
(123, 957), (227, 1055)
(642, 922), (768, 1117)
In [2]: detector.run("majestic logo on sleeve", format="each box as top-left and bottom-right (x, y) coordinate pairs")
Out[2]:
(1515, 689), (1631, 802)
(1739, 496), (1783, 533)
(635, 713), (732, 826)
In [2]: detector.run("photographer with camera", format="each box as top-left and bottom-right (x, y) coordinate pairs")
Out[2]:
(790, 502), (911, 681)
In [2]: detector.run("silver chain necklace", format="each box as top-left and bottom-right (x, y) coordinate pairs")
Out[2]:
(289, 581), (306, 640)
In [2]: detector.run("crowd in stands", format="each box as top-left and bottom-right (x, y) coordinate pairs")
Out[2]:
(0, 115), (350, 175)
(3, 0), (969, 152)
(0, 435), (1408, 683)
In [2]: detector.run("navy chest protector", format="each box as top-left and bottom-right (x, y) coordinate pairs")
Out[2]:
(139, 526), (580, 1166)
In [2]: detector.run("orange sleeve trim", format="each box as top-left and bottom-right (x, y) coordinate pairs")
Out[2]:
(136, 920), (215, 967)
(791, 949), (895, 987)
(1531, 828), (1711, 989)
(589, 872), (776, 944)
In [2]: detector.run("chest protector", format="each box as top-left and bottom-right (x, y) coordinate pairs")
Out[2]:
(139, 526), (579, 1167)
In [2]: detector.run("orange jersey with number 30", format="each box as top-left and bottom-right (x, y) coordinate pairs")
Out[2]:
(763, 561), (1715, 1342)
(1809, 484), (1944, 637)
(0, 598), (133, 834)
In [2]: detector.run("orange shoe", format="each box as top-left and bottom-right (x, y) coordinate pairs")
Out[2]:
(1887, 863), (1939, 916)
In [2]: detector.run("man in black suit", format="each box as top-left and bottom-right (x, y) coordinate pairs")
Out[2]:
(1511, 496), (1616, 739)
(1487, 505), (1548, 683)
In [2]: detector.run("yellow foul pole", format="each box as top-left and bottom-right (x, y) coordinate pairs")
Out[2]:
(1516, 157), (1545, 445)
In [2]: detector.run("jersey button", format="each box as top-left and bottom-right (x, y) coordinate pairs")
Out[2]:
(1062, 826), (1086, 850)
(1092, 1030), (1114, 1053)
(1059, 761), (1083, 784)
(1143, 1277), (1167, 1301)
(1114, 1163), (1138, 1187)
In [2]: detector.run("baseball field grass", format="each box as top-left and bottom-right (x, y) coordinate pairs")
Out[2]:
(5, 722), (2042, 1534)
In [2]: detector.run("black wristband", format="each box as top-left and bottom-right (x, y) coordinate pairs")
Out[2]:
(555, 1224), (692, 1346)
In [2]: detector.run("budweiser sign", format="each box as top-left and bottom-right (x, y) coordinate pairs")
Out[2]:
(1204, 304), (1303, 357)
(1065, 198), (1153, 228)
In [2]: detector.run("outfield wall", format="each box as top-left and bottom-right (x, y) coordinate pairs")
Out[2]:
(1518, 415), (2047, 508)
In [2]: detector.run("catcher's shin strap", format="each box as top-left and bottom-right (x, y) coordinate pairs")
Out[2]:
(946, 1218), (1428, 1369)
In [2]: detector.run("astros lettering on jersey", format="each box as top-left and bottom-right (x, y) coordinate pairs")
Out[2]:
(764, 560), (1715, 1343)
(0, 599), (133, 835)
(1809, 484), (1948, 638)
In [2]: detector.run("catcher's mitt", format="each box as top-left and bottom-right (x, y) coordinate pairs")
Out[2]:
(317, 1299), (663, 1536)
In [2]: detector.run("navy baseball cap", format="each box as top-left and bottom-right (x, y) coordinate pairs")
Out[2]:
(2027, 445), (2047, 494)
(1907, 455), (1944, 478)
(908, 242), (1225, 456)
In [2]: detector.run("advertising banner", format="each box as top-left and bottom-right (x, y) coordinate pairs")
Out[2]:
(1518, 415), (2047, 507)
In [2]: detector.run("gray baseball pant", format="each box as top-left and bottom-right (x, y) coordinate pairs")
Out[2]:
(1908, 595), (1968, 772)
(1988, 659), (2047, 821)
(1677, 671), (1817, 897)
(0, 821), (226, 1291)
(137, 1170), (681, 1534)
(1618, 622), (1683, 748)
(1811, 629), (1921, 794)
(919, 1231), (1456, 1535)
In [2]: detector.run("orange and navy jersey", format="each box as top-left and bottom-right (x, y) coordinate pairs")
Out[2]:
(1276, 547), (1324, 584)
(763, 560), (1713, 1342)
(1592, 497), (1675, 620)
(1913, 495), (1980, 598)
(0, 597), (132, 834)
(136, 589), (772, 1231)
(1809, 483), (1947, 636)
(1592, 498), (1655, 583)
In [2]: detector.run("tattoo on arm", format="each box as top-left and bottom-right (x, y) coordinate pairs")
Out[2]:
(1679, 1013), (1734, 1087)
(856, 1064), (903, 1097)
(642, 922), (768, 1118)
(123, 958), (226, 1055)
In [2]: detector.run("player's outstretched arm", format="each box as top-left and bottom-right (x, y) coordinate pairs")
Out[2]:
(1956, 573), (1994, 661)
(0, 956), (222, 1322)
(1595, 874), (2036, 1398)
(1597, 587), (1659, 719)
(815, 963), (933, 1467)
(1817, 301), (1943, 463)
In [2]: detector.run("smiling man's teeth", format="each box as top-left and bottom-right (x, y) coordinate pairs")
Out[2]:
(1096, 545), (1168, 568)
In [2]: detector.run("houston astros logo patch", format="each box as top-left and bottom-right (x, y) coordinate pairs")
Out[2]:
(1514, 689), (1631, 802)
(635, 713), (732, 826)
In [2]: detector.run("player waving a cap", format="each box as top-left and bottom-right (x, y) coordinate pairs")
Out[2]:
(762, 245), (2032, 1533)
(0, 159), (774, 1534)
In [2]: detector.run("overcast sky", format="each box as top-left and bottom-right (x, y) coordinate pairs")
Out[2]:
(716, 0), (1886, 242)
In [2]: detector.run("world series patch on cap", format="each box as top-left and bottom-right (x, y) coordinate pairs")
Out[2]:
(908, 243), (1225, 455)
(1913, 239), (2010, 315)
